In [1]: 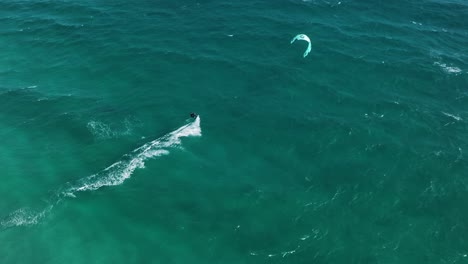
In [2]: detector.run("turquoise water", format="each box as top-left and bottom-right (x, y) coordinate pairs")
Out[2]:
(1, 0), (468, 263)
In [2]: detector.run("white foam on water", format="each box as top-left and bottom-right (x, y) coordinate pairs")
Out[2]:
(1, 205), (53, 228)
(434, 62), (462, 74)
(87, 119), (135, 139)
(87, 121), (114, 139)
(1, 117), (201, 228)
(70, 149), (170, 193)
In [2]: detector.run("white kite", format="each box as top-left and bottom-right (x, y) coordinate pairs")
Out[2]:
(290, 34), (312, 58)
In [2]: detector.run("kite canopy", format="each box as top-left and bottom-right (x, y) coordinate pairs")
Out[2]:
(291, 34), (312, 58)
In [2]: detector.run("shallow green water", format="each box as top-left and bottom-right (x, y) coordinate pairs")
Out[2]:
(1, 0), (468, 263)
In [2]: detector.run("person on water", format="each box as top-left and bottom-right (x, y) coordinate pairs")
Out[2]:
(190, 112), (197, 118)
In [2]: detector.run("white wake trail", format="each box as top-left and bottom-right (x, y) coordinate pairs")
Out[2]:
(68, 116), (201, 194)
(1, 117), (201, 228)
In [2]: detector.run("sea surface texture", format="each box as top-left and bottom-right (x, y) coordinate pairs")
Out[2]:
(1, 0), (467, 263)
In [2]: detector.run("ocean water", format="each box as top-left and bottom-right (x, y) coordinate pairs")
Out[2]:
(1, 0), (467, 263)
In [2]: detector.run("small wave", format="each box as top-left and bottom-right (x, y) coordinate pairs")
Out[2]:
(1, 117), (201, 228)
(434, 62), (462, 74)
(442, 112), (462, 121)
